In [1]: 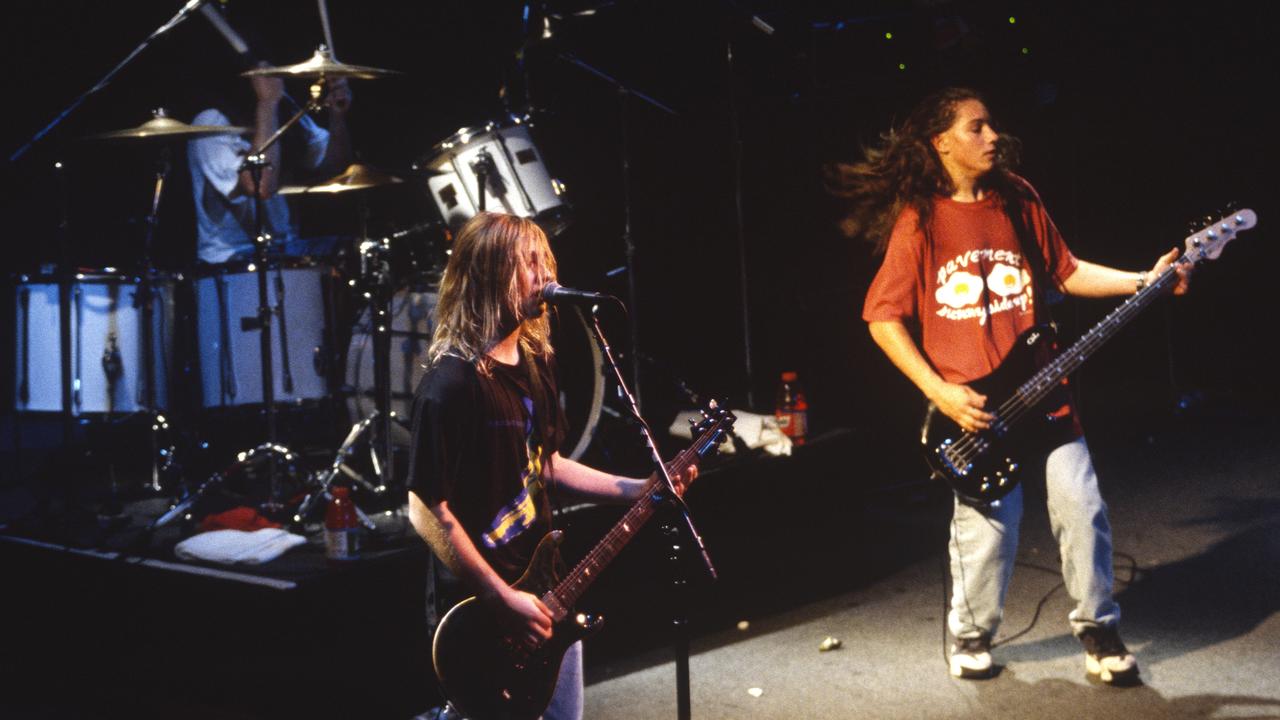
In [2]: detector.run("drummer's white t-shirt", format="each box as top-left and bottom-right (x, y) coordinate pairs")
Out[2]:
(187, 108), (329, 264)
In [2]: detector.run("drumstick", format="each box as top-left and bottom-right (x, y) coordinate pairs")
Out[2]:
(317, 0), (338, 59)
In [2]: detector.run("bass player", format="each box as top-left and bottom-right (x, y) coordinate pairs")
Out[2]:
(828, 87), (1190, 683)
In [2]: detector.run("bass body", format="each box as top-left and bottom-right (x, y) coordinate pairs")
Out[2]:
(921, 209), (1256, 506)
(921, 323), (1076, 506)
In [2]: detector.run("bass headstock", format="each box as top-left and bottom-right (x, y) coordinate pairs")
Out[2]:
(1184, 208), (1256, 263)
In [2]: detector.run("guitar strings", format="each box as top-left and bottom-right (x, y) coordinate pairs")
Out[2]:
(551, 418), (726, 606)
(941, 264), (1185, 468)
(935, 210), (1251, 493)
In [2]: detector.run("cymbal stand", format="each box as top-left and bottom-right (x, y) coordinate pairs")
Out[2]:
(355, 231), (397, 496)
(240, 78), (328, 511)
(138, 143), (172, 493)
(291, 411), (378, 529)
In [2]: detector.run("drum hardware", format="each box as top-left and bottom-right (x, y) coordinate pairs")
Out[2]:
(418, 114), (571, 236)
(471, 148), (497, 212)
(10, 0), (215, 163)
(354, 231), (399, 496)
(236, 46), (399, 505)
(50, 110), (197, 493)
(290, 411), (380, 529)
(149, 443), (304, 531)
(17, 286), (30, 406)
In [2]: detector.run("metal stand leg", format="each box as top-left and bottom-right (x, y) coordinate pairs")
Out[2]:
(292, 411), (380, 528)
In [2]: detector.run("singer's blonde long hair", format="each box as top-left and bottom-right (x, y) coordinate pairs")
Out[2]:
(427, 212), (558, 376)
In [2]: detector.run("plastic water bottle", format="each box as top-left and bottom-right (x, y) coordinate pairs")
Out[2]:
(775, 371), (808, 446)
(324, 485), (361, 561)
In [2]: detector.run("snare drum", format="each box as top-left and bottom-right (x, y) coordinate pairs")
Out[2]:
(194, 261), (336, 407)
(13, 271), (173, 415)
(420, 116), (570, 235)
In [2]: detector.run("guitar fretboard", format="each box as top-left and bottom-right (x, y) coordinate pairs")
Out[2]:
(545, 422), (724, 616)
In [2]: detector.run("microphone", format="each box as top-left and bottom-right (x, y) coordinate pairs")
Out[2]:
(541, 281), (615, 306)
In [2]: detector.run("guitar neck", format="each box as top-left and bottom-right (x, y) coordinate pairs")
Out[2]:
(1014, 259), (1186, 409)
(546, 443), (702, 614)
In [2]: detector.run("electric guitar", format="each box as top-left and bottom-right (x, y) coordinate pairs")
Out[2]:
(923, 209), (1257, 506)
(431, 402), (735, 720)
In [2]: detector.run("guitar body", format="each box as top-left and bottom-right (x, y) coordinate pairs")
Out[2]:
(432, 531), (603, 720)
(430, 403), (737, 718)
(922, 324), (1076, 505)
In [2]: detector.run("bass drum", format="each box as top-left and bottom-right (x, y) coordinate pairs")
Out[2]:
(344, 293), (603, 460)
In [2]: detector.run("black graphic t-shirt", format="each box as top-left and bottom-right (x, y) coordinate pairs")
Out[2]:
(407, 352), (567, 583)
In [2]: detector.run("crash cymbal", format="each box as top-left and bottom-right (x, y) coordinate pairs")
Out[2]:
(278, 163), (404, 195)
(86, 109), (248, 141)
(243, 45), (399, 80)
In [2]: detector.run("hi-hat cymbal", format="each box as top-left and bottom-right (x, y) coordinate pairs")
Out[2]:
(86, 109), (248, 141)
(278, 163), (404, 195)
(243, 45), (399, 80)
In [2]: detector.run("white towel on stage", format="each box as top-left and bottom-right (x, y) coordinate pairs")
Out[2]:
(174, 528), (308, 565)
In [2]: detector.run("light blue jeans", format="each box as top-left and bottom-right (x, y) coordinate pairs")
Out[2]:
(543, 640), (584, 720)
(948, 436), (1121, 640)
(438, 640), (582, 720)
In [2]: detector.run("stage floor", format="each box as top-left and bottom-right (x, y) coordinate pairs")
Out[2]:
(583, 406), (1280, 719)
(3, 402), (1278, 719)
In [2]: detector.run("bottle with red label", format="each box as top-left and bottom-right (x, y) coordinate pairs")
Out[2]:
(324, 485), (361, 561)
(775, 371), (808, 446)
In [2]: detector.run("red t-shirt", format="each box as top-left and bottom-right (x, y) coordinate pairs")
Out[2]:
(863, 180), (1078, 384)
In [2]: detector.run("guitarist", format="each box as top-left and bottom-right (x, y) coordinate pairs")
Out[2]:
(827, 88), (1190, 684)
(405, 212), (694, 719)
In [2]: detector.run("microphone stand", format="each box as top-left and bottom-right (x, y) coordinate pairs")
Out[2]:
(9, 0), (209, 162)
(558, 52), (678, 412)
(585, 304), (714, 720)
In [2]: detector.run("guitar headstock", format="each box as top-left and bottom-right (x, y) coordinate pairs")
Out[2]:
(690, 400), (737, 457)
(1184, 208), (1256, 263)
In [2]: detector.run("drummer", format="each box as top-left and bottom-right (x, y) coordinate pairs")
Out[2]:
(187, 65), (353, 264)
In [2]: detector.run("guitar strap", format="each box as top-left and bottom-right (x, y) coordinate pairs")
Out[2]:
(1004, 193), (1056, 326)
(520, 344), (557, 532)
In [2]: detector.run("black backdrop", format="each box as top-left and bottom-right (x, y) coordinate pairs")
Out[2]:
(4, 0), (1278, 478)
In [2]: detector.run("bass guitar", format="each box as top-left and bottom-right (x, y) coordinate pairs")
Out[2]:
(923, 209), (1256, 506)
(431, 402), (735, 720)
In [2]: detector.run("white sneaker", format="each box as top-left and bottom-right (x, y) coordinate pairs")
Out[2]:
(950, 634), (995, 679)
(1080, 626), (1140, 685)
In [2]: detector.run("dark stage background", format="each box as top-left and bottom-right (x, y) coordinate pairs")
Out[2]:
(3, 0), (1278, 482)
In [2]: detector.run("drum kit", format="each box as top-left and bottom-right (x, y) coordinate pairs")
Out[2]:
(12, 44), (600, 531)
